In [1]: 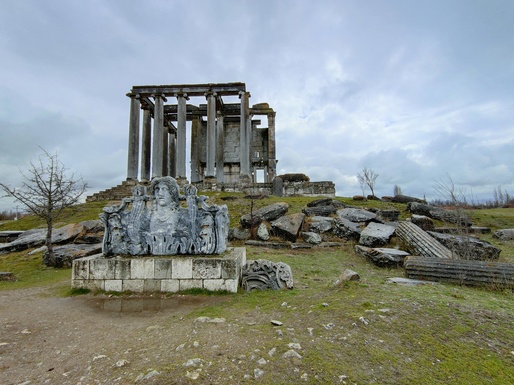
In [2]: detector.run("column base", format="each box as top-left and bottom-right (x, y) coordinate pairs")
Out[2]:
(239, 174), (252, 185)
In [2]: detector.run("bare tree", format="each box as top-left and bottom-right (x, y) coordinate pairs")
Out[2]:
(357, 167), (379, 198)
(393, 185), (403, 196)
(0, 149), (87, 267)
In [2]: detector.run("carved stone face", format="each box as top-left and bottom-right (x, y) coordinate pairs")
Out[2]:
(154, 182), (176, 208)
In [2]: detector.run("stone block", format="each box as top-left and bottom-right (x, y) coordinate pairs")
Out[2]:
(105, 279), (123, 292)
(144, 279), (161, 292)
(172, 258), (193, 279)
(161, 279), (180, 292)
(123, 279), (144, 292)
(73, 258), (89, 280)
(114, 259), (131, 280)
(221, 259), (237, 278)
(90, 258), (115, 280)
(204, 279), (238, 292)
(193, 259), (222, 279)
(131, 259), (155, 279)
(179, 279), (203, 291)
(154, 258), (173, 279)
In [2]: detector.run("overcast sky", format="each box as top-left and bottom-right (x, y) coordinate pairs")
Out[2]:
(1, 0), (513, 211)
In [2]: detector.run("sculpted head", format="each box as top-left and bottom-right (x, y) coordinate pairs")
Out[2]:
(150, 177), (180, 208)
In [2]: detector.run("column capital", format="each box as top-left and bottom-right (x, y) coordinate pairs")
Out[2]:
(152, 93), (167, 102)
(238, 91), (251, 99)
(126, 93), (141, 99)
(174, 93), (190, 100)
(204, 91), (217, 98)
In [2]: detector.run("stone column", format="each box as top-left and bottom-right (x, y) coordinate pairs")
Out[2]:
(140, 106), (152, 182)
(175, 93), (188, 179)
(205, 92), (217, 178)
(239, 91), (251, 182)
(127, 94), (140, 180)
(267, 111), (277, 182)
(216, 110), (225, 182)
(190, 117), (200, 183)
(162, 127), (169, 176)
(151, 94), (165, 178)
(168, 130), (176, 178)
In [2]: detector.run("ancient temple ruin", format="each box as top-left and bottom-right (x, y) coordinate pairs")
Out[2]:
(126, 82), (277, 185)
(86, 82), (335, 202)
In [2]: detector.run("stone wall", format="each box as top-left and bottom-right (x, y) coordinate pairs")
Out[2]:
(72, 247), (246, 293)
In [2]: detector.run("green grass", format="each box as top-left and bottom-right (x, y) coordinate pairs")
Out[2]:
(1, 197), (514, 383)
(0, 249), (71, 291)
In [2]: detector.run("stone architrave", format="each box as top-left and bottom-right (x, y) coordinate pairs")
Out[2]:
(271, 213), (305, 242)
(358, 222), (395, 247)
(100, 177), (229, 256)
(242, 259), (293, 291)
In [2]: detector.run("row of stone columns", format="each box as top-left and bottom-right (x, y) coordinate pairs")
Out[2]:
(126, 92), (255, 183)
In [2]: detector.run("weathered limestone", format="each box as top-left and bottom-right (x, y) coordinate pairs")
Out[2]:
(151, 94), (165, 178)
(240, 202), (289, 228)
(358, 223), (395, 247)
(355, 245), (409, 267)
(332, 217), (361, 241)
(101, 177), (229, 256)
(301, 231), (322, 245)
(72, 247), (246, 293)
(176, 93), (187, 179)
(404, 255), (514, 289)
(241, 259), (293, 291)
(302, 205), (337, 217)
(271, 213), (305, 242)
(493, 229), (514, 241)
(127, 95), (140, 180)
(407, 202), (472, 227)
(411, 214), (435, 231)
(428, 231), (500, 261)
(396, 221), (453, 259)
(337, 208), (377, 223)
(257, 222), (270, 241)
(308, 216), (334, 233)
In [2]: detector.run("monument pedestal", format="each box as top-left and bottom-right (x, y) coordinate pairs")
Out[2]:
(72, 247), (246, 293)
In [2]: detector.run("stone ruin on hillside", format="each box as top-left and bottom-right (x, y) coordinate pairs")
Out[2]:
(86, 82), (335, 202)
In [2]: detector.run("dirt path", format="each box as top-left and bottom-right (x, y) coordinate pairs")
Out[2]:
(0, 285), (232, 384)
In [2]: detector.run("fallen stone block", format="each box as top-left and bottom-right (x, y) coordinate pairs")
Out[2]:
(271, 213), (305, 242)
(493, 229), (514, 241)
(337, 208), (377, 223)
(359, 222), (395, 247)
(355, 245), (409, 267)
(332, 217), (361, 241)
(240, 202), (289, 228)
(404, 255), (514, 289)
(308, 216), (334, 233)
(428, 231), (500, 261)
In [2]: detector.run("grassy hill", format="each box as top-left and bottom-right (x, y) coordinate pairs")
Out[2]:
(1, 195), (514, 383)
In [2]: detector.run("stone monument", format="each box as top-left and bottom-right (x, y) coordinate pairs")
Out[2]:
(100, 176), (229, 256)
(72, 177), (245, 293)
